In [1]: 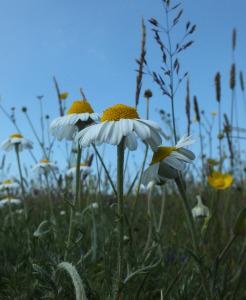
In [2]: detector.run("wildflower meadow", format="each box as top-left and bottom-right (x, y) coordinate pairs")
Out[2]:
(0, 0), (245, 299)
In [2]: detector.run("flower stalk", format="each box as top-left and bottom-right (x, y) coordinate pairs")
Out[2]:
(64, 143), (82, 260)
(175, 174), (212, 300)
(114, 138), (125, 300)
(15, 144), (31, 250)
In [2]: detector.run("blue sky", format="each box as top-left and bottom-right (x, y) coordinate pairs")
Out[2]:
(0, 0), (246, 178)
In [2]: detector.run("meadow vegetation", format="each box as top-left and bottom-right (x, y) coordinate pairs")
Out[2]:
(0, 0), (245, 299)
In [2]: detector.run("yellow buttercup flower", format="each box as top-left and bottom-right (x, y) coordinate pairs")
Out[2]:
(59, 92), (69, 100)
(208, 172), (233, 190)
(207, 158), (219, 166)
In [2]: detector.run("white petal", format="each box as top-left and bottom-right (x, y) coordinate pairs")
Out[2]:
(133, 120), (151, 140)
(164, 156), (185, 171)
(125, 133), (138, 150)
(176, 135), (195, 149)
(142, 163), (160, 186)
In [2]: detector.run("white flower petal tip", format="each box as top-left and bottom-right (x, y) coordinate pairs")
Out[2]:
(176, 135), (195, 149)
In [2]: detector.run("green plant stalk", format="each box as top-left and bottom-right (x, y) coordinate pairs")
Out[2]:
(198, 122), (205, 181)
(131, 96), (150, 222)
(92, 144), (117, 196)
(218, 101), (222, 171)
(175, 174), (212, 300)
(165, 5), (177, 144)
(7, 200), (15, 227)
(64, 143), (82, 261)
(114, 139), (125, 300)
(143, 184), (155, 255)
(23, 111), (47, 159)
(15, 144), (31, 250)
(6, 189), (14, 227)
(44, 172), (56, 226)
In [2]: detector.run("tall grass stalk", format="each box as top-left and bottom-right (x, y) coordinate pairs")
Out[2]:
(15, 144), (31, 250)
(175, 174), (212, 300)
(64, 143), (82, 261)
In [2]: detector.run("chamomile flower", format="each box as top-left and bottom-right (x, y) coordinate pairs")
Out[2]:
(66, 163), (91, 178)
(0, 179), (19, 191)
(0, 197), (22, 208)
(1, 133), (33, 152)
(143, 135), (195, 185)
(192, 195), (209, 218)
(32, 159), (58, 175)
(76, 104), (163, 151)
(50, 99), (100, 141)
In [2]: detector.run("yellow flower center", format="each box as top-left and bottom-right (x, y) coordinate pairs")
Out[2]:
(67, 100), (94, 114)
(101, 104), (139, 122)
(10, 133), (23, 139)
(151, 146), (176, 164)
(80, 163), (88, 167)
(40, 159), (49, 164)
(3, 180), (13, 184)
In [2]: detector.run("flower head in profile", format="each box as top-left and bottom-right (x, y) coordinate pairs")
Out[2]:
(1, 133), (33, 152)
(76, 103), (163, 151)
(192, 195), (209, 218)
(143, 135), (195, 185)
(50, 99), (100, 141)
(0, 179), (19, 191)
(0, 197), (22, 208)
(208, 171), (233, 190)
(66, 162), (91, 178)
(32, 159), (58, 175)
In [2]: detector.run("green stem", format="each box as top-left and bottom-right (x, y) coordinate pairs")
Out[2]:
(175, 174), (212, 300)
(143, 184), (155, 255)
(44, 172), (56, 230)
(92, 144), (117, 196)
(15, 144), (31, 250)
(8, 200), (15, 228)
(114, 139), (125, 300)
(64, 143), (82, 261)
(6, 189), (15, 228)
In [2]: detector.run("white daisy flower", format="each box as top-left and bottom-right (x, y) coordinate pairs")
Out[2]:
(32, 159), (58, 175)
(192, 195), (210, 218)
(66, 163), (91, 178)
(0, 197), (22, 208)
(76, 104), (163, 151)
(50, 99), (100, 141)
(1, 133), (33, 152)
(0, 179), (19, 191)
(143, 135), (195, 185)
